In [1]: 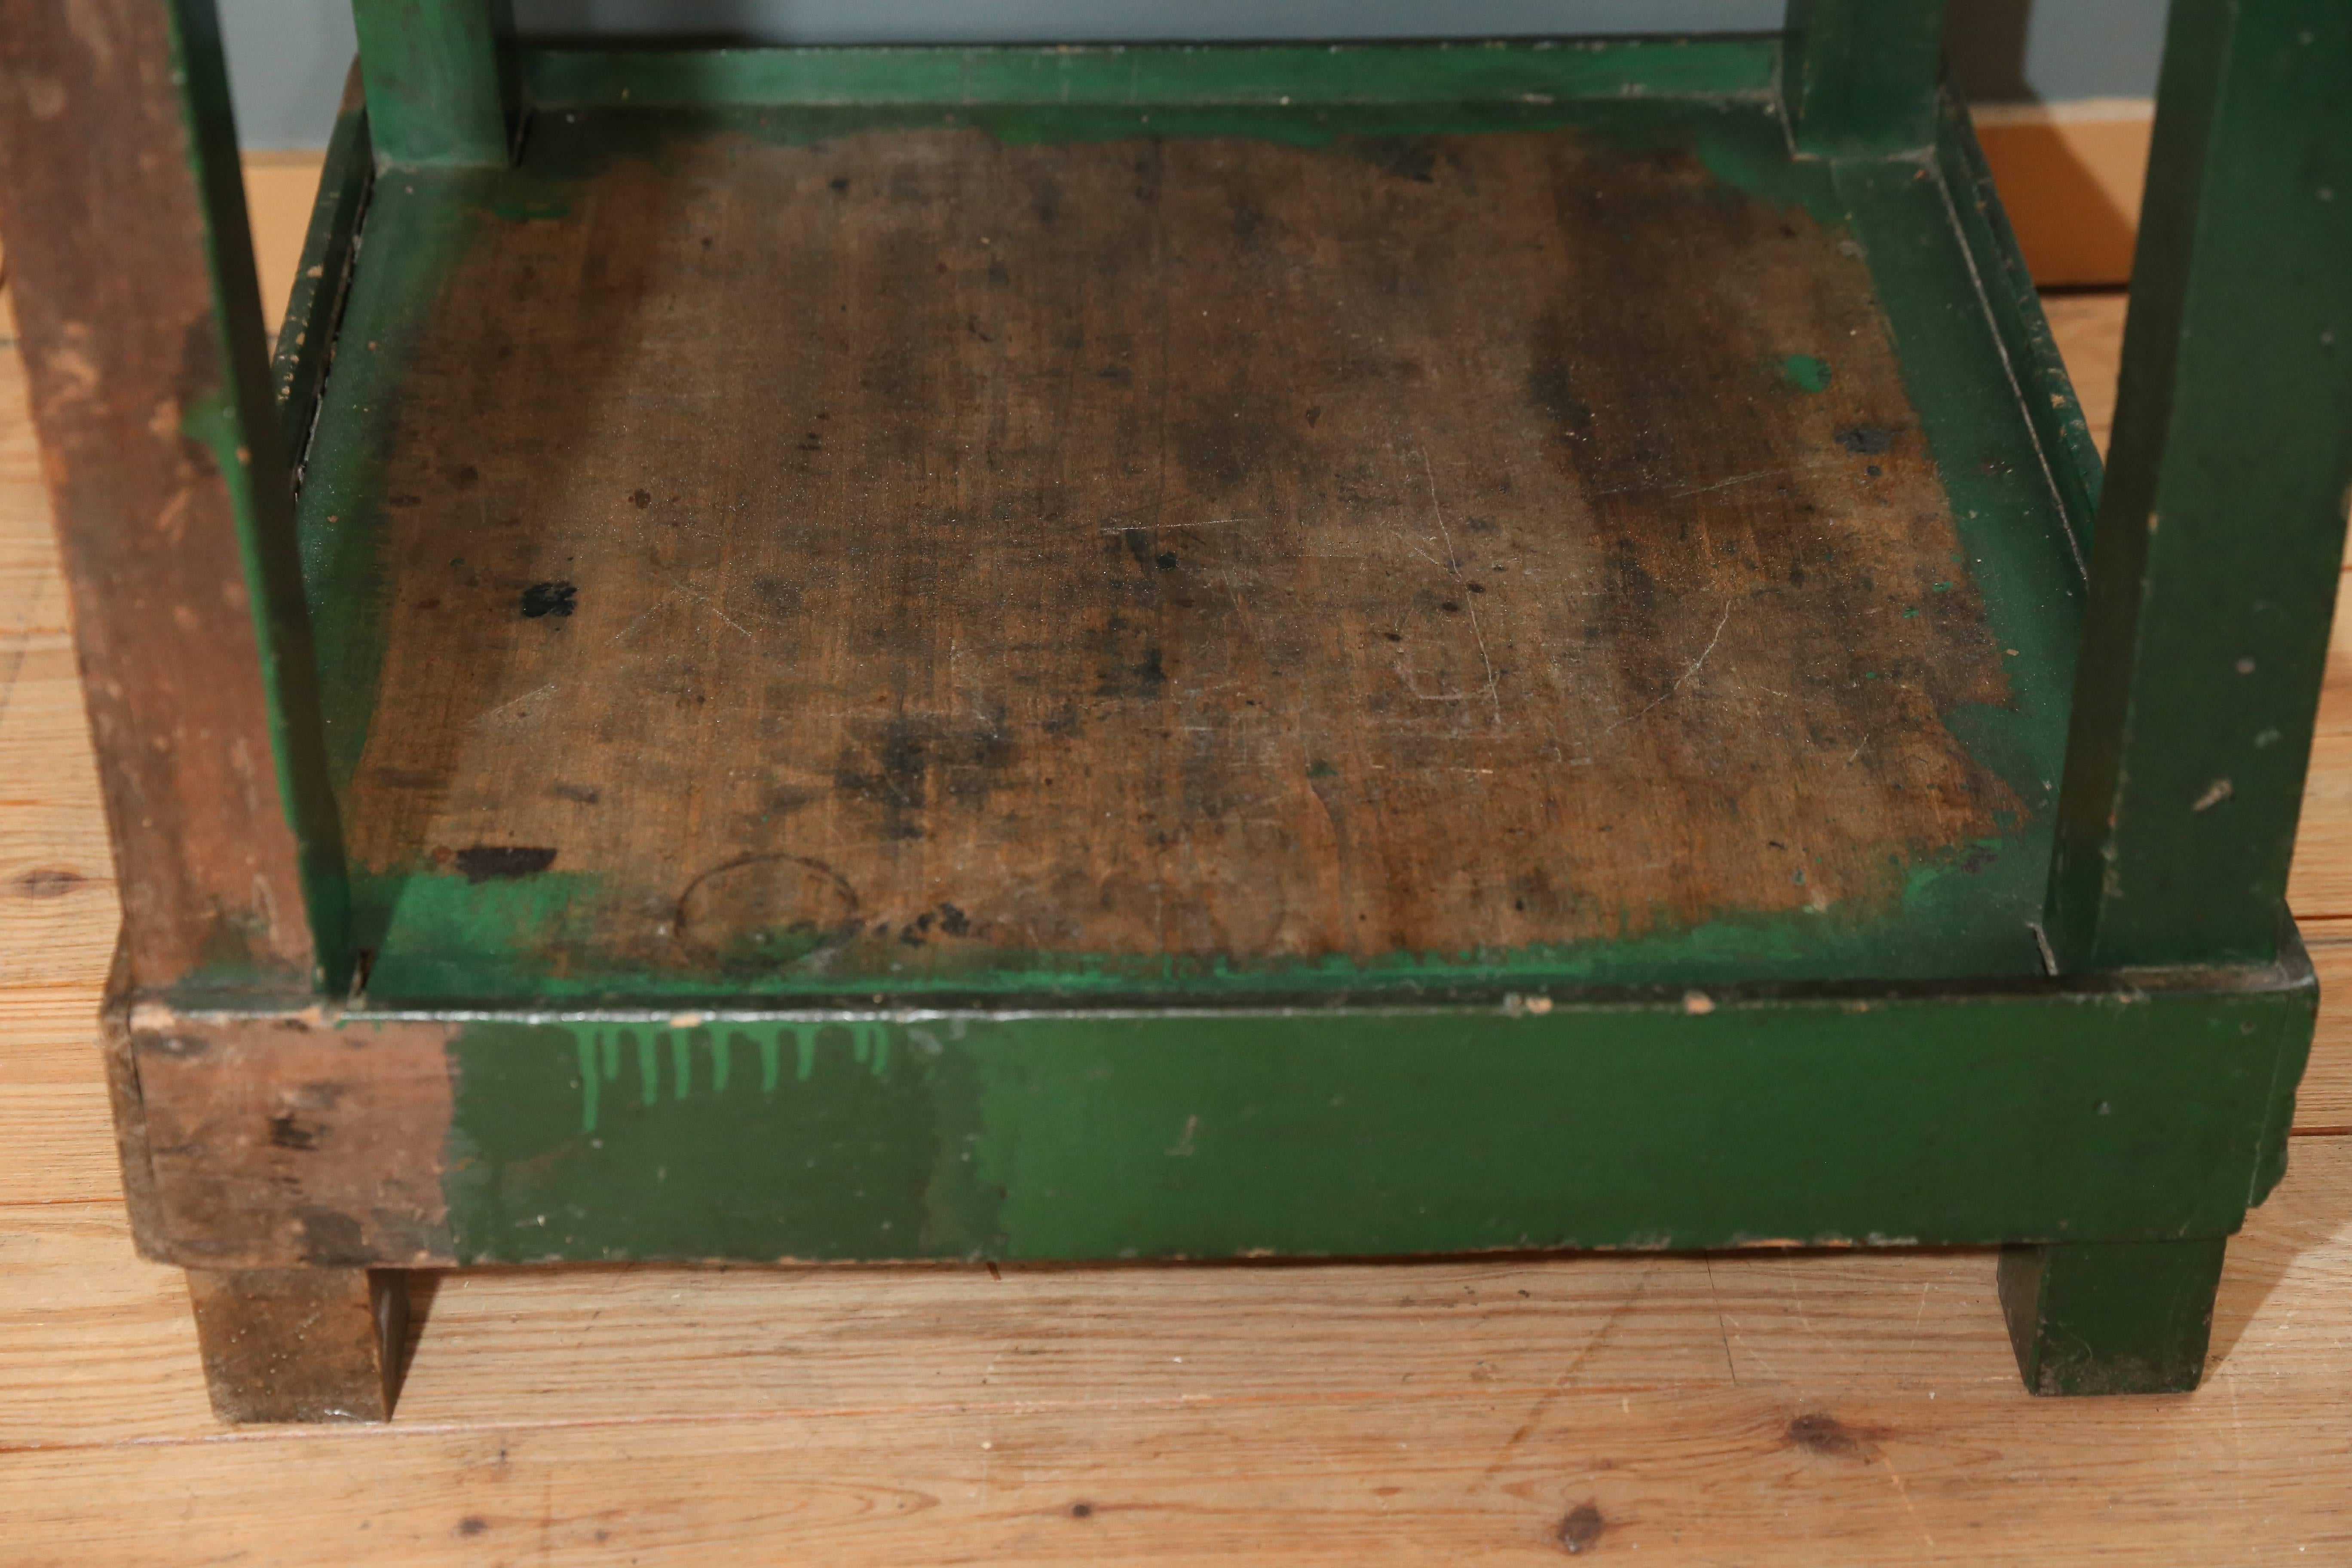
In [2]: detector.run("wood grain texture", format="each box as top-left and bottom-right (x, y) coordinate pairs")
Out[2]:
(0, 1140), (2346, 1562)
(332, 121), (2015, 979)
(2301, 922), (2352, 1128)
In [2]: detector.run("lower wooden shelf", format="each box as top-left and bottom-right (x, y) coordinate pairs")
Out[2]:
(288, 43), (2091, 1008)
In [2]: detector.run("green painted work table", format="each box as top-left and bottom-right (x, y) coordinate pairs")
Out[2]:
(0, 0), (2346, 1421)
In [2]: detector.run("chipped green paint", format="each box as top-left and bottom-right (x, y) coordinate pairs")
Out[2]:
(1782, 353), (1833, 392)
(435, 949), (2313, 1265)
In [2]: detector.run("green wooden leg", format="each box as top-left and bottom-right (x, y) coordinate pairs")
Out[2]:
(1998, 1238), (2227, 1396)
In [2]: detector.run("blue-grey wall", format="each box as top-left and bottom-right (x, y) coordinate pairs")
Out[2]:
(218, 0), (2170, 150)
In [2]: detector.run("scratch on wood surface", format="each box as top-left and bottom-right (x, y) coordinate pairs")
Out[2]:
(1605, 598), (1734, 734)
(1101, 516), (1256, 533)
(1702, 1257), (1743, 1386)
(1474, 1262), (1656, 1486)
(483, 682), (557, 720)
(1419, 447), (1501, 724)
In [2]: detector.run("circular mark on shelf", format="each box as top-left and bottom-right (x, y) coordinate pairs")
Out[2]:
(674, 853), (862, 963)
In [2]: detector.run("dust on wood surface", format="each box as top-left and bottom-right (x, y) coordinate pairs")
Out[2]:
(336, 121), (2016, 979)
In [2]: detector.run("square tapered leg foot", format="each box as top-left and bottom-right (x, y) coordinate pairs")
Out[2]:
(185, 1268), (409, 1423)
(1998, 1238), (2226, 1396)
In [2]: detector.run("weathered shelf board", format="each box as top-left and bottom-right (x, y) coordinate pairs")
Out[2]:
(303, 104), (2076, 1002)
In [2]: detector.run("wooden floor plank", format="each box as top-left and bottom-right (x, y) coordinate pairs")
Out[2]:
(1, 1139), (2345, 1564)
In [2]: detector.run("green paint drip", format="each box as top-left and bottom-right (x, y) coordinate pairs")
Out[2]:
(577, 1033), (599, 1133)
(794, 1023), (821, 1081)
(630, 1030), (656, 1106)
(756, 1032), (781, 1093)
(705, 1029), (727, 1092)
(670, 1031), (692, 1101)
(852, 1026), (870, 1066)
(600, 1032), (619, 1082)
(1783, 353), (1833, 392)
(870, 1025), (891, 1078)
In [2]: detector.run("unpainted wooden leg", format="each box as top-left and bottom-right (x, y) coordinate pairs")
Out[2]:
(185, 1268), (408, 1423)
(1998, 1238), (2227, 1396)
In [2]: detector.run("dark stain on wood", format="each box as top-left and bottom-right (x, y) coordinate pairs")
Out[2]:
(132, 1015), (456, 1268)
(1556, 1502), (1606, 1554)
(334, 118), (2016, 978)
(11, 867), (87, 898)
(453, 844), (559, 882)
(1785, 1411), (1883, 1460)
(519, 580), (576, 618)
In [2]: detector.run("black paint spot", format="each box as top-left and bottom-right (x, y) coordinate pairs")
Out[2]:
(833, 713), (1017, 841)
(449, 464), (479, 489)
(267, 1113), (317, 1151)
(1556, 1503), (1605, 1554)
(457, 1517), (488, 1537)
(520, 581), (576, 619)
(1467, 581), (1487, 594)
(1305, 405), (1322, 427)
(829, 176), (849, 193)
(1440, 601), (1462, 614)
(1155, 552), (1179, 570)
(629, 488), (653, 508)
(1070, 1503), (1094, 1519)
(1835, 426), (1894, 455)
(13, 867), (84, 898)
(1865, 464), (1882, 478)
(1383, 631), (1403, 643)
(454, 845), (559, 882)
(936, 902), (971, 937)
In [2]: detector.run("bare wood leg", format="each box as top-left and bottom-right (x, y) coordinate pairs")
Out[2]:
(185, 1269), (408, 1424)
